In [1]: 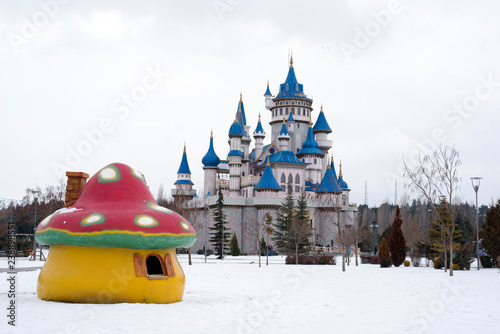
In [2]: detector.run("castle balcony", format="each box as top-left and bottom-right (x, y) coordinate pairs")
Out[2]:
(240, 175), (260, 187)
(316, 139), (333, 149)
(171, 189), (197, 197)
(216, 179), (230, 189)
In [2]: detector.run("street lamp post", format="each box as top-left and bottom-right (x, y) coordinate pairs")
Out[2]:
(371, 221), (378, 255)
(471, 177), (482, 270)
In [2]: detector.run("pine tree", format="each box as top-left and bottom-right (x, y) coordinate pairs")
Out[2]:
(428, 198), (461, 269)
(273, 184), (295, 255)
(388, 205), (406, 267)
(209, 186), (230, 259)
(229, 233), (241, 256)
(480, 200), (500, 264)
(378, 237), (391, 268)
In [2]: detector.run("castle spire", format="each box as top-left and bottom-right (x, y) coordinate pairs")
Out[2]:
(339, 160), (343, 178)
(289, 51), (293, 68)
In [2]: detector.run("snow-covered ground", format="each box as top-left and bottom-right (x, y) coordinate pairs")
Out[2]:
(1, 253), (499, 334)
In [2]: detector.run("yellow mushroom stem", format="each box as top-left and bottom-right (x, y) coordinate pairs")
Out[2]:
(37, 245), (185, 304)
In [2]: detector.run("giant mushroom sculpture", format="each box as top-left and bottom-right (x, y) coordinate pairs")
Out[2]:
(35, 163), (196, 304)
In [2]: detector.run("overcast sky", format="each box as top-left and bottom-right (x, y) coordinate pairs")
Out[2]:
(1, 0), (499, 207)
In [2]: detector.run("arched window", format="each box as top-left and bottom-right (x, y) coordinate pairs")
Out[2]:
(295, 174), (300, 184)
(281, 173), (286, 183)
(146, 255), (165, 275)
(288, 174), (293, 184)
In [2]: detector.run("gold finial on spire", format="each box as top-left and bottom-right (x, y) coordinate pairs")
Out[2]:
(339, 160), (343, 178)
(258, 113), (261, 122)
(234, 115), (238, 123)
(289, 50), (294, 68)
(240, 92), (243, 103)
(183, 142), (186, 153)
(331, 156), (334, 164)
(283, 116), (287, 124)
(321, 104), (324, 113)
(266, 157), (270, 166)
(309, 113), (312, 127)
(267, 80), (269, 87)
(210, 129), (213, 139)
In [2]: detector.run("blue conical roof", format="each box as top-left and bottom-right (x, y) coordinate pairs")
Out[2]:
(228, 117), (244, 137)
(275, 57), (309, 99)
(313, 106), (332, 133)
(318, 164), (342, 193)
(279, 119), (289, 136)
(255, 159), (282, 191)
(236, 93), (247, 127)
(177, 145), (191, 174)
(254, 114), (264, 135)
(297, 124), (324, 156)
(287, 112), (295, 122)
(264, 81), (272, 96)
(202, 133), (220, 167)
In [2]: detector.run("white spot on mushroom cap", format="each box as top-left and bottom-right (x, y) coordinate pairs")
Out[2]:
(100, 167), (117, 180)
(136, 216), (157, 227)
(86, 215), (101, 223)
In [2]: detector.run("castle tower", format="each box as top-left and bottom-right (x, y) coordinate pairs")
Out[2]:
(338, 160), (351, 205)
(202, 130), (220, 196)
(228, 117), (243, 197)
(264, 80), (273, 109)
(277, 117), (290, 151)
(313, 105), (333, 174)
(266, 55), (313, 154)
(252, 114), (266, 163)
(296, 118), (325, 184)
(172, 144), (195, 200)
(287, 111), (295, 135)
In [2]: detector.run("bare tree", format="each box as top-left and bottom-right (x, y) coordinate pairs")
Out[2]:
(318, 195), (348, 271)
(403, 144), (461, 276)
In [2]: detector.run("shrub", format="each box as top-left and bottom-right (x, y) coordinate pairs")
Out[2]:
(454, 242), (474, 270)
(480, 255), (497, 268)
(360, 254), (379, 264)
(285, 254), (336, 265)
(433, 256), (444, 269)
(410, 251), (421, 267)
(229, 233), (241, 256)
(378, 237), (392, 268)
(196, 249), (204, 255)
(452, 263), (460, 271)
(404, 260), (410, 267)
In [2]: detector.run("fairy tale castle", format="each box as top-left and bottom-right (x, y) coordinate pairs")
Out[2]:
(171, 56), (357, 254)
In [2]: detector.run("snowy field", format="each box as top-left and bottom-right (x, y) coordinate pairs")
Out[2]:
(1, 253), (499, 334)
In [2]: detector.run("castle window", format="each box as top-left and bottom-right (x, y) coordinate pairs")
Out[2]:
(314, 159), (317, 164)
(286, 108), (289, 115)
(295, 186), (300, 192)
(292, 108), (295, 114)
(281, 173), (286, 183)
(295, 174), (300, 184)
(292, 101), (295, 105)
(297, 123), (300, 128)
(280, 109), (283, 115)
(281, 185), (285, 191)
(280, 102), (283, 105)
(307, 110), (310, 117)
(288, 174), (293, 184)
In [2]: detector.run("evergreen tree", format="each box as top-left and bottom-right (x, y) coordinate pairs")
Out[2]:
(273, 184), (295, 255)
(229, 233), (241, 256)
(428, 198), (461, 269)
(454, 213), (474, 270)
(480, 200), (500, 264)
(209, 186), (230, 259)
(388, 205), (406, 267)
(378, 237), (391, 268)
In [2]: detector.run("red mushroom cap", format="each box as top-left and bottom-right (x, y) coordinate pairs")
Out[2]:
(36, 163), (196, 249)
